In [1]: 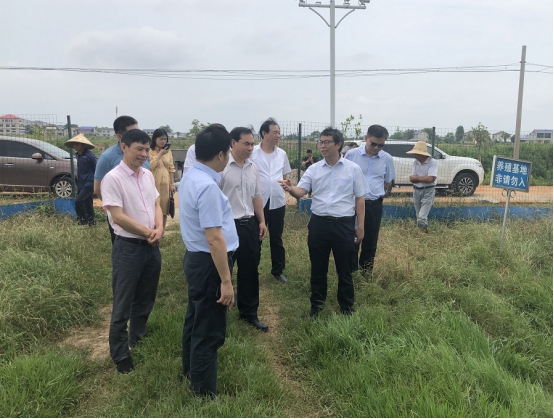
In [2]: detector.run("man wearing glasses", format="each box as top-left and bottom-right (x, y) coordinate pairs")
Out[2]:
(278, 128), (368, 317)
(345, 125), (395, 272)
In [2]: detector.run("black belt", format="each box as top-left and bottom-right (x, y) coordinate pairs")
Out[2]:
(235, 216), (254, 226)
(413, 185), (435, 190)
(312, 214), (355, 223)
(365, 197), (383, 205)
(116, 235), (150, 245)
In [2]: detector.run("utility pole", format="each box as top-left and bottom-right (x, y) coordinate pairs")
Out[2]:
(298, 0), (370, 128)
(513, 45), (526, 159)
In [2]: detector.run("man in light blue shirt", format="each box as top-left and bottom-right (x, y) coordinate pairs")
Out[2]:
(279, 127), (368, 317)
(94, 115), (150, 243)
(178, 124), (238, 398)
(345, 124), (395, 272)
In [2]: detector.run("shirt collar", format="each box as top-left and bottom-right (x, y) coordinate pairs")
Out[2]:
(415, 157), (432, 165)
(118, 160), (145, 177)
(360, 147), (382, 158)
(193, 161), (221, 183)
(322, 156), (345, 168)
(228, 152), (252, 167)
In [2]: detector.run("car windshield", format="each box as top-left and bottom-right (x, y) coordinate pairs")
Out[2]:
(39, 142), (71, 159)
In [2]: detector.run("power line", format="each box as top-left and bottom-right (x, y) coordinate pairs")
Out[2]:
(0, 64), (551, 80)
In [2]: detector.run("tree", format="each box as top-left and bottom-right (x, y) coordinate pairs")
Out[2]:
(339, 114), (363, 140)
(159, 125), (173, 133)
(186, 119), (210, 140)
(455, 125), (464, 143)
(443, 132), (455, 144)
(501, 132), (511, 143)
(309, 130), (321, 140)
(465, 122), (491, 162)
(390, 129), (414, 141)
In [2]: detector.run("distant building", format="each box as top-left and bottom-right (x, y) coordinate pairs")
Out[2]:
(44, 125), (66, 137)
(79, 126), (97, 135)
(492, 131), (511, 143)
(0, 114), (27, 135)
(99, 127), (115, 137)
(412, 130), (429, 141)
(524, 129), (552, 143)
(143, 129), (156, 136)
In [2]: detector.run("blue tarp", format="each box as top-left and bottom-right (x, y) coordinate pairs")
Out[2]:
(0, 198), (76, 220)
(298, 198), (552, 221)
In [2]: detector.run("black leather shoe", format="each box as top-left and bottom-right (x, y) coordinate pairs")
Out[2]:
(274, 274), (287, 283)
(240, 317), (269, 332)
(340, 308), (355, 316)
(116, 357), (134, 374)
(310, 308), (322, 318)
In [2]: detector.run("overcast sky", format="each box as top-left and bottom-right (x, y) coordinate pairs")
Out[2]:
(1, 0), (552, 134)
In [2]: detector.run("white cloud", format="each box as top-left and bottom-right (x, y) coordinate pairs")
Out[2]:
(68, 27), (192, 67)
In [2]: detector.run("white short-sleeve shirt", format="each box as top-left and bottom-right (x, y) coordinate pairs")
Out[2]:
(250, 144), (291, 210)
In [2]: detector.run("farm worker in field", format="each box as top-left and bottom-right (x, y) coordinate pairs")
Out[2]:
(220, 126), (268, 331)
(250, 118), (291, 284)
(94, 115), (150, 244)
(101, 129), (163, 374)
(178, 124), (237, 397)
(345, 125), (395, 273)
(279, 127), (368, 317)
(149, 128), (176, 234)
(407, 141), (438, 234)
(64, 134), (97, 226)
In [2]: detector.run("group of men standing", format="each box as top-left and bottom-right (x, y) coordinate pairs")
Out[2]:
(92, 115), (437, 398)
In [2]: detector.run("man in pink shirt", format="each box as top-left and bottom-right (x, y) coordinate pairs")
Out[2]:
(101, 129), (163, 374)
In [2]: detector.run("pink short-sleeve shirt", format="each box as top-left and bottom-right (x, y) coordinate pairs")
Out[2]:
(101, 161), (159, 239)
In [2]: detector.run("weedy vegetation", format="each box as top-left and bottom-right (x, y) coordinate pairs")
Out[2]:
(0, 209), (551, 417)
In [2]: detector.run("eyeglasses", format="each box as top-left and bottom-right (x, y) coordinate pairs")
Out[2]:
(369, 142), (385, 148)
(317, 140), (334, 146)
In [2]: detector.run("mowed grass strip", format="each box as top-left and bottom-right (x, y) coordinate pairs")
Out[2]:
(0, 209), (551, 417)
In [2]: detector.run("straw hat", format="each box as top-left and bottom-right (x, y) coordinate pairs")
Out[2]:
(64, 133), (95, 149)
(406, 141), (431, 157)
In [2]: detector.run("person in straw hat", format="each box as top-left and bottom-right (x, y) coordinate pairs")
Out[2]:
(406, 140), (438, 234)
(65, 133), (97, 226)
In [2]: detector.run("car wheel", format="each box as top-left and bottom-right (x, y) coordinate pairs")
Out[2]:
(52, 176), (73, 198)
(453, 172), (477, 196)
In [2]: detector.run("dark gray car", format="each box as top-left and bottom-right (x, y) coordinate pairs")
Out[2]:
(0, 136), (76, 198)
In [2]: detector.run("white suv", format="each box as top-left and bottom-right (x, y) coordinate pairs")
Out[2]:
(347, 140), (485, 196)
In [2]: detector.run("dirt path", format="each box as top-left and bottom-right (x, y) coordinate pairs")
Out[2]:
(60, 305), (111, 361)
(257, 285), (324, 417)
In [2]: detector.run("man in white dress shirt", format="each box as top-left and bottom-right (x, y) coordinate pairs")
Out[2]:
(279, 128), (368, 317)
(250, 118), (291, 283)
(220, 127), (269, 331)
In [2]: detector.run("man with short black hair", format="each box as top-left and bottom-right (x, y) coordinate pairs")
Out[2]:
(94, 115), (150, 243)
(301, 149), (318, 170)
(179, 124), (238, 397)
(345, 124), (395, 272)
(220, 127), (268, 331)
(101, 129), (163, 374)
(279, 128), (368, 317)
(251, 118), (291, 283)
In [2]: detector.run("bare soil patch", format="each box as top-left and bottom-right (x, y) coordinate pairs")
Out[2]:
(60, 304), (111, 361)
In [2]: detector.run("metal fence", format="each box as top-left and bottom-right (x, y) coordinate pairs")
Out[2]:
(275, 121), (552, 208)
(0, 114), (551, 210)
(0, 114), (78, 199)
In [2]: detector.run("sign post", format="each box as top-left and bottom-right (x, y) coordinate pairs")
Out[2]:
(490, 155), (532, 249)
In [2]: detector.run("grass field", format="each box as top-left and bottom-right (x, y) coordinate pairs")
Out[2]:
(0, 210), (552, 417)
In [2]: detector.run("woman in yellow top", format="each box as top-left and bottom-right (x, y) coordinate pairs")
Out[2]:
(149, 128), (176, 233)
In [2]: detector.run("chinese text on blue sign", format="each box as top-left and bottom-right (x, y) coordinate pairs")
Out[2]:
(490, 156), (532, 193)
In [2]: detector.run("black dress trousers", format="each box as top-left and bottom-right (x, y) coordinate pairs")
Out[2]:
(233, 217), (261, 320)
(308, 214), (355, 312)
